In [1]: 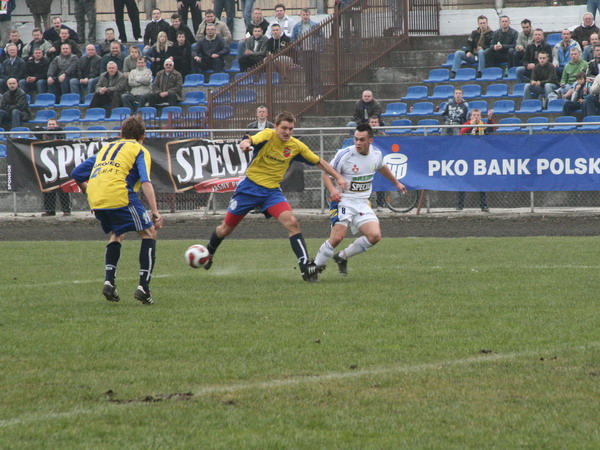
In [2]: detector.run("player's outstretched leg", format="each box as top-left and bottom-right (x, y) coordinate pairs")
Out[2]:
(134, 238), (156, 305)
(314, 240), (335, 269)
(102, 241), (121, 302)
(334, 236), (374, 276)
(289, 232), (321, 282)
(205, 214), (241, 270)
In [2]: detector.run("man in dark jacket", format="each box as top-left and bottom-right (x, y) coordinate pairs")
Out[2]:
(90, 62), (128, 109)
(43, 17), (79, 45)
(238, 26), (268, 72)
(346, 90), (383, 127)
(168, 13), (195, 46)
(485, 15), (519, 69)
(192, 24), (230, 73)
(47, 42), (79, 100)
(523, 51), (558, 103)
(140, 59), (183, 107)
(450, 15), (493, 78)
(516, 28), (553, 83)
(70, 44), (101, 102)
(143, 9), (170, 55)
(0, 78), (31, 128)
(19, 48), (49, 98)
(0, 44), (26, 93)
(47, 28), (81, 59)
(572, 12), (599, 49)
(441, 87), (469, 135)
(100, 41), (125, 73)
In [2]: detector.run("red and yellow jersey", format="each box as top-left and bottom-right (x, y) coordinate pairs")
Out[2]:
(246, 128), (320, 189)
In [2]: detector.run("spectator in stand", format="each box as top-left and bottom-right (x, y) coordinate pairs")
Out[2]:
(0, 77), (31, 129)
(143, 9), (170, 56)
(583, 67), (600, 115)
(0, 44), (26, 93)
(73, 0), (97, 45)
(122, 56), (152, 112)
(558, 47), (588, 96)
(292, 8), (322, 100)
(245, 8), (269, 38)
(266, 4), (296, 38)
(20, 48), (50, 99)
(26, 0), (53, 32)
(214, 0), (235, 34)
(346, 90), (382, 127)
(148, 31), (172, 76)
(47, 42), (79, 100)
(168, 31), (192, 77)
(140, 59), (183, 108)
(0, 0), (15, 47)
(516, 28), (552, 83)
(89, 61), (127, 110)
(22, 28), (52, 61)
(41, 118), (71, 217)
(177, 0), (202, 35)
(485, 15), (518, 72)
(583, 33), (599, 61)
(100, 41), (126, 73)
(246, 105), (274, 132)
(512, 19), (533, 68)
(238, 26), (268, 72)
(266, 23), (294, 78)
(441, 86), (469, 136)
(196, 9), (233, 43)
(123, 45), (141, 76)
(523, 51), (558, 105)
(168, 13), (195, 45)
(113, 0), (142, 43)
(553, 29), (581, 78)
(1, 30), (24, 62)
(586, 44), (600, 79)
(48, 28), (81, 59)
(573, 12), (599, 49)
(458, 108), (494, 212)
(450, 15), (493, 79)
(563, 71), (588, 117)
(98, 28), (124, 57)
(43, 17), (79, 45)
(192, 23), (230, 74)
(70, 43), (101, 102)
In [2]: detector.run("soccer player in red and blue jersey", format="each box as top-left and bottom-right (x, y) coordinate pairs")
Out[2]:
(204, 111), (347, 281)
(71, 116), (163, 304)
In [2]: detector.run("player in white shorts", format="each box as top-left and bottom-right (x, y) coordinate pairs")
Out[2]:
(315, 123), (407, 275)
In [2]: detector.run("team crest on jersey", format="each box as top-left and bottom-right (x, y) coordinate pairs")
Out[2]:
(283, 147), (291, 158)
(352, 164), (359, 173)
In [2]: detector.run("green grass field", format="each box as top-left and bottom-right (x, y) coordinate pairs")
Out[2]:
(1, 237), (600, 448)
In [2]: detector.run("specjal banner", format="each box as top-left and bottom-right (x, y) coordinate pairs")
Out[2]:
(372, 133), (600, 192)
(6, 137), (305, 194)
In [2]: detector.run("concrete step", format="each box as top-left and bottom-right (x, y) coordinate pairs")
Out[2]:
(409, 35), (467, 51)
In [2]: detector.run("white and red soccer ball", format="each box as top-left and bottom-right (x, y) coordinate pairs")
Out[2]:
(184, 244), (210, 268)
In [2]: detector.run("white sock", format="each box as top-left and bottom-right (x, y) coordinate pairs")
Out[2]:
(340, 236), (373, 259)
(314, 241), (335, 267)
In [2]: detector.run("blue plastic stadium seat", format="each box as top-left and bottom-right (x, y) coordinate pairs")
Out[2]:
(441, 53), (455, 67)
(516, 99), (543, 114)
(435, 101), (447, 115)
(213, 91), (231, 104)
(525, 116), (549, 130)
(402, 85), (428, 100)
(30, 93), (56, 108)
(105, 107), (131, 121)
(225, 59), (240, 73)
(229, 41), (239, 56)
(183, 73), (204, 87)
(467, 100), (488, 114)
(180, 91), (207, 105)
(579, 115), (600, 130)
(11, 127), (32, 138)
(407, 101), (434, 116)
(429, 84), (454, 100)
(462, 84), (481, 99)
(58, 108), (81, 123)
(54, 93), (80, 107)
(0, 143), (6, 157)
(477, 67), (503, 81)
(79, 93), (94, 107)
(424, 68), (449, 83)
(492, 100), (515, 114)
(234, 72), (254, 85)
(187, 106), (208, 117)
(508, 83), (526, 98)
(29, 109), (57, 124)
(412, 118), (440, 134)
(505, 66), (518, 80)
(386, 118), (412, 135)
(256, 72), (280, 85)
(80, 107), (106, 122)
(159, 106), (182, 121)
(453, 68), (476, 82)
(544, 98), (566, 113)
(381, 102), (407, 117)
(235, 89), (257, 103)
(63, 126), (82, 139)
(204, 72), (230, 87)
(482, 83), (508, 98)
(213, 105), (234, 119)
(553, 116), (577, 131)
(137, 106), (157, 121)
(496, 117), (522, 133)
(546, 33), (561, 47)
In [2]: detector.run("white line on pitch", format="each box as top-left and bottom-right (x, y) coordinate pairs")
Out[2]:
(1, 342), (598, 429)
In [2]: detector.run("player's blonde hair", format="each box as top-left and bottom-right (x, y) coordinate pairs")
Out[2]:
(275, 111), (296, 125)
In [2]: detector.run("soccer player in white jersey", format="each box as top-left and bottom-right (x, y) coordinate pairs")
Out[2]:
(314, 123), (407, 275)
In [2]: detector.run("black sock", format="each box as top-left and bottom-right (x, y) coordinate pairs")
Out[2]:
(207, 230), (224, 255)
(139, 239), (156, 290)
(105, 242), (121, 284)
(289, 233), (309, 270)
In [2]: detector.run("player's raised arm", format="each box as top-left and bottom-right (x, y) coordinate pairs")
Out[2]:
(379, 165), (408, 194)
(239, 138), (254, 152)
(317, 159), (347, 193)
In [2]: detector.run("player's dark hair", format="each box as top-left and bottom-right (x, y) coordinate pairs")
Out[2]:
(275, 111), (296, 125)
(121, 116), (146, 141)
(356, 123), (373, 138)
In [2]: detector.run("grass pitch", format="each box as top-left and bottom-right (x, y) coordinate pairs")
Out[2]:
(1, 237), (600, 448)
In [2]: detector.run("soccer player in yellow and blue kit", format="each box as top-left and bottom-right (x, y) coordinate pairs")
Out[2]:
(71, 116), (163, 304)
(204, 111), (347, 281)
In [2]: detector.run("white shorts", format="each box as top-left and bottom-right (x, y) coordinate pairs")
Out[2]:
(331, 197), (379, 235)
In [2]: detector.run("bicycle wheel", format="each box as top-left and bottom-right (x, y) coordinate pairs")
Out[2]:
(384, 190), (419, 213)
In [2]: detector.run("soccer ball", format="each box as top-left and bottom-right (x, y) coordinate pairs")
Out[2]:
(184, 244), (210, 268)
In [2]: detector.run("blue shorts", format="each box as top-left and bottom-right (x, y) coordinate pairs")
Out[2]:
(228, 177), (288, 216)
(94, 199), (153, 236)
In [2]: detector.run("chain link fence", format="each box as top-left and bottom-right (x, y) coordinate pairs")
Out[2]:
(1, 126), (600, 215)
